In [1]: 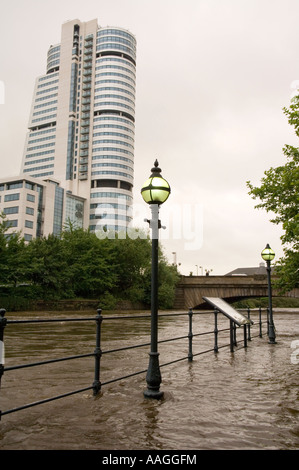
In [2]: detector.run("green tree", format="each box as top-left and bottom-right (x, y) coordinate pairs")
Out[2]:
(26, 234), (71, 299)
(247, 95), (299, 292)
(158, 257), (180, 309)
(5, 233), (29, 288)
(0, 213), (29, 288)
(142, 246), (180, 309)
(109, 232), (152, 303)
(61, 227), (117, 298)
(0, 214), (180, 307)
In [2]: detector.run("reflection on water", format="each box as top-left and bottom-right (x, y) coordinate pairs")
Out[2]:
(0, 309), (298, 450)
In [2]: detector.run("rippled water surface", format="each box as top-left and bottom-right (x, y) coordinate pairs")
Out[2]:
(0, 309), (298, 450)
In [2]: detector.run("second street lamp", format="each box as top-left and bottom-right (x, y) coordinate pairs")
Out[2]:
(141, 160), (170, 399)
(261, 243), (276, 344)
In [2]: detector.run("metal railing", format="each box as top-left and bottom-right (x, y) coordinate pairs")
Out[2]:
(0, 306), (268, 419)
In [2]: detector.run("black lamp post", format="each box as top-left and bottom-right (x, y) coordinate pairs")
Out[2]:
(141, 160), (170, 399)
(261, 243), (276, 344)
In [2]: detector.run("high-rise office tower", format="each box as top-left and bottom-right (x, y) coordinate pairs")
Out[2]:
(20, 19), (136, 234)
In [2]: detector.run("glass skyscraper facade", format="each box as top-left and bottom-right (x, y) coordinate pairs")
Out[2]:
(20, 18), (136, 235)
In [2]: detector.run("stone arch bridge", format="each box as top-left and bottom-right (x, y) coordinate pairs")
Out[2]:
(174, 275), (299, 310)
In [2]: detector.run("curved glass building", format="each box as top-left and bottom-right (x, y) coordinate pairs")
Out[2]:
(21, 19), (136, 235)
(90, 26), (136, 233)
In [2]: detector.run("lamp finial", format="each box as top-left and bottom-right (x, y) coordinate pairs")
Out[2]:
(151, 159), (161, 176)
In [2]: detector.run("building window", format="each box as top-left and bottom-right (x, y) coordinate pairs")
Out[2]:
(7, 219), (18, 228)
(90, 191), (132, 201)
(4, 193), (20, 202)
(28, 171), (54, 178)
(37, 79), (59, 89)
(23, 164), (54, 173)
(26, 207), (34, 215)
(7, 182), (23, 190)
(66, 120), (75, 180)
(36, 185), (43, 238)
(4, 206), (19, 214)
(24, 234), (33, 241)
(53, 186), (64, 236)
(25, 220), (34, 229)
(27, 194), (35, 202)
(65, 195), (84, 229)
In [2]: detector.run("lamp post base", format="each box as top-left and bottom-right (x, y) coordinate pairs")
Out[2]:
(144, 352), (164, 400)
(144, 389), (164, 399)
(268, 324), (276, 344)
(268, 336), (277, 344)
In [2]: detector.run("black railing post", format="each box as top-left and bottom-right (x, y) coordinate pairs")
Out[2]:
(214, 308), (219, 353)
(247, 307), (251, 341)
(233, 322), (237, 347)
(188, 308), (193, 362)
(93, 308), (103, 396)
(243, 324), (247, 348)
(0, 309), (7, 389)
(230, 320), (234, 353)
(259, 306), (262, 338)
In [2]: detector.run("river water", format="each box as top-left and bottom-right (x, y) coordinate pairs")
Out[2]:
(0, 309), (298, 451)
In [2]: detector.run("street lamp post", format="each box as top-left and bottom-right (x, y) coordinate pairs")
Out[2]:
(261, 243), (276, 344)
(141, 160), (170, 399)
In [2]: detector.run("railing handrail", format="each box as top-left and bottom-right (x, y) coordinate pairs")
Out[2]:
(0, 306), (268, 418)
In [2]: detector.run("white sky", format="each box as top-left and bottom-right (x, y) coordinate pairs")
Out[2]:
(0, 0), (298, 275)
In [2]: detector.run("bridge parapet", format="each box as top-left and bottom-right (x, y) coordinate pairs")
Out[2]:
(174, 275), (299, 309)
(178, 275), (269, 286)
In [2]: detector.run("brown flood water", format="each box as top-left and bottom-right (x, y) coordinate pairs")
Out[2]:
(0, 309), (298, 450)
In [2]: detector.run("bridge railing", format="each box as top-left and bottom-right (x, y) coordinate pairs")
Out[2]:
(0, 306), (268, 418)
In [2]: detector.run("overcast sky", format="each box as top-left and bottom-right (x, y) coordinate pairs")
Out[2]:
(0, 0), (298, 275)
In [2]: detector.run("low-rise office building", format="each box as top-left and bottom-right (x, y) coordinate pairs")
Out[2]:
(0, 175), (85, 240)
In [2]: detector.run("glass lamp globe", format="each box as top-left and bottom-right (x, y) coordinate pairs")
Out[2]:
(261, 244), (275, 262)
(141, 160), (170, 205)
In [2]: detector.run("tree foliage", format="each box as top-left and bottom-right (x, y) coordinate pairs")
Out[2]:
(247, 95), (299, 292)
(0, 216), (179, 309)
